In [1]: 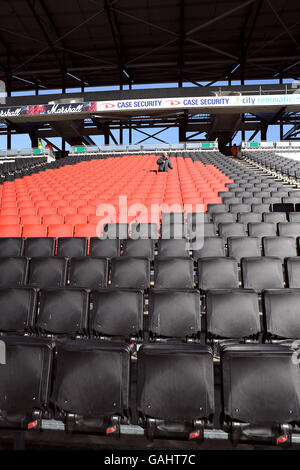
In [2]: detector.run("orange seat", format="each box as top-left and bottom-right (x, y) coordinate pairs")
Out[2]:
(42, 214), (64, 225)
(18, 207), (37, 216)
(38, 207), (57, 216)
(0, 224), (22, 237)
(74, 224), (99, 238)
(65, 214), (87, 225)
(0, 208), (19, 216)
(22, 224), (48, 238)
(48, 224), (74, 238)
(78, 206), (97, 217)
(57, 206), (77, 216)
(20, 215), (41, 225)
(0, 215), (20, 225)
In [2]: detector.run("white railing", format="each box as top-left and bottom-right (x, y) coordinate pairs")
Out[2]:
(241, 141), (300, 151)
(0, 148), (55, 163)
(70, 142), (219, 155)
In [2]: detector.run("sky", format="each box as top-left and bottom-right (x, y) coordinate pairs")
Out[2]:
(1, 78), (295, 151)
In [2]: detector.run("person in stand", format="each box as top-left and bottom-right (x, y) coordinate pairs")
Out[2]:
(45, 143), (53, 151)
(156, 152), (173, 172)
(231, 143), (238, 157)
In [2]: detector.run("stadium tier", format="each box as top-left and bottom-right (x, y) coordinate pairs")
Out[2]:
(2, 149), (300, 448)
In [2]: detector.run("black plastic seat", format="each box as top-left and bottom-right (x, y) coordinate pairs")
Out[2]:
(148, 289), (201, 340)
(102, 223), (129, 239)
(0, 287), (37, 335)
(286, 257), (300, 288)
(57, 237), (88, 257)
(228, 237), (260, 262)
(228, 204), (251, 214)
(273, 203), (294, 213)
(221, 344), (300, 446)
(0, 257), (29, 287)
(278, 222), (300, 238)
(24, 237), (56, 258)
(251, 203), (271, 214)
(28, 257), (67, 288)
(0, 237), (24, 257)
(203, 223), (217, 237)
(137, 343), (214, 441)
(161, 212), (185, 225)
(241, 257), (284, 291)
(207, 203), (228, 215)
(37, 288), (89, 337)
(154, 257), (194, 289)
(219, 223), (246, 240)
(192, 237), (225, 259)
(51, 339), (131, 434)
(122, 239), (155, 259)
(69, 257), (108, 289)
(263, 212), (287, 224)
(130, 223), (159, 239)
(262, 236), (296, 261)
(206, 289), (260, 345)
(160, 222), (187, 239)
(157, 239), (189, 257)
(197, 257), (239, 290)
(187, 212), (210, 227)
(242, 197), (262, 205)
(212, 212), (236, 227)
(263, 289), (300, 343)
(111, 257), (150, 289)
(90, 289), (143, 341)
(248, 222), (277, 239)
(288, 213), (300, 223)
(89, 238), (120, 258)
(237, 212), (261, 225)
(0, 336), (53, 430)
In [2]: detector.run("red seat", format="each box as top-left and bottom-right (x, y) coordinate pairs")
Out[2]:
(38, 207), (57, 216)
(22, 224), (48, 238)
(0, 208), (19, 216)
(57, 206), (77, 216)
(74, 224), (99, 238)
(48, 224), (74, 237)
(0, 215), (20, 225)
(20, 215), (41, 225)
(65, 214), (87, 225)
(78, 206), (97, 216)
(42, 214), (64, 225)
(0, 225), (22, 237)
(18, 207), (37, 216)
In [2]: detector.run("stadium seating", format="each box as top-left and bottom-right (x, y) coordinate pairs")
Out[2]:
(137, 343), (214, 441)
(0, 150), (300, 446)
(221, 344), (300, 445)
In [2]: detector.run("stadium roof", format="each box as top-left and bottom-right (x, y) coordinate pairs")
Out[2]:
(1, 0), (300, 92)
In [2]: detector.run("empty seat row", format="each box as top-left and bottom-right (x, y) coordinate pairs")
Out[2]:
(195, 236), (300, 262)
(2, 286), (300, 346)
(2, 336), (300, 445)
(2, 254), (300, 291)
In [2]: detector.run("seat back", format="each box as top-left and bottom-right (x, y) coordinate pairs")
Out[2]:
(90, 289), (143, 340)
(198, 257), (239, 290)
(37, 288), (89, 337)
(148, 289), (201, 340)
(206, 289), (260, 340)
(137, 343), (214, 440)
(51, 339), (131, 433)
(0, 337), (53, 429)
(154, 257), (194, 289)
